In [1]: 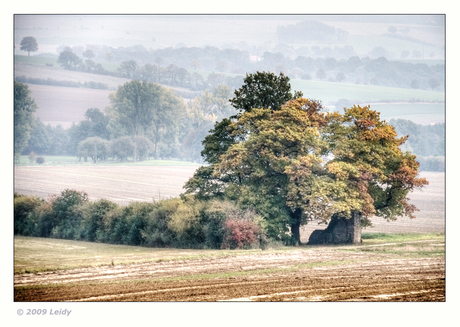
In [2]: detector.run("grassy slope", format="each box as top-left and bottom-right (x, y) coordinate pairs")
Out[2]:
(291, 79), (444, 104)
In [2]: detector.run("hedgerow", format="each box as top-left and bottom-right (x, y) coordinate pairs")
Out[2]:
(14, 189), (267, 250)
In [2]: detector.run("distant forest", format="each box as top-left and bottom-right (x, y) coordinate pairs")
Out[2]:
(36, 42), (445, 92)
(390, 119), (445, 172)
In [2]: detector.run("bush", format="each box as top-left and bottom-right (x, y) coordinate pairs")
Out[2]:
(142, 198), (181, 247)
(14, 194), (43, 235)
(201, 200), (239, 249)
(36, 156), (45, 164)
(126, 202), (157, 246)
(49, 189), (88, 239)
(80, 199), (118, 242)
(222, 219), (261, 249)
(110, 137), (134, 161)
(13, 191), (269, 249)
(104, 207), (129, 244)
(168, 200), (206, 248)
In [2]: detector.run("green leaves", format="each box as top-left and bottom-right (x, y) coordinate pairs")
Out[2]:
(14, 81), (38, 161)
(229, 71), (303, 113)
(184, 72), (428, 244)
(108, 80), (186, 160)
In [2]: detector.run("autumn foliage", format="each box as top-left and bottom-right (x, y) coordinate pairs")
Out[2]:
(185, 91), (429, 244)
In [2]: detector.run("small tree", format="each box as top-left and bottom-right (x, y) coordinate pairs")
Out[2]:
(82, 49), (95, 59)
(28, 151), (37, 163)
(110, 136), (134, 161)
(20, 36), (38, 56)
(316, 69), (327, 80)
(429, 78), (440, 90)
(57, 50), (82, 70)
(190, 60), (200, 70)
(77, 137), (109, 163)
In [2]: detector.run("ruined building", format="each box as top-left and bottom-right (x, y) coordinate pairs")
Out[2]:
(308, 212), (362, 245)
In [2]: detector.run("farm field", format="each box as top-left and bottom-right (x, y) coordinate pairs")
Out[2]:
(291, 79), (444, 105)
(14, 234), (445, 301)
(15, 62), (130, 90)
(14, 164), (200, 205)
(25, 84), (112, 128)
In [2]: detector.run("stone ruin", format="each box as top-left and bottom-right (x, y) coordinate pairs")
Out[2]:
(308, 212), (362, 245)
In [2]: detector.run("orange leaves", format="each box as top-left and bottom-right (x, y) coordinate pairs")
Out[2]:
(355, 118), (376, 129)
(388, 158), (429, 189)
(285, 155), (323, 182)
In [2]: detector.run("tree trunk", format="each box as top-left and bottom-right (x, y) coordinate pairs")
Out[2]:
(290, 208), (302, 245)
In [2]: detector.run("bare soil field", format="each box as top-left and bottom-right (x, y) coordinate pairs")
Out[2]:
(14, 165), (199, 205)
(25, 84), (113, 128)
(14, 240), (445, 302)
(15, 62), (131, 90)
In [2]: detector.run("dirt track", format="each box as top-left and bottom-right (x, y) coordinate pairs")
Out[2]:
(14, 245), (445, 302)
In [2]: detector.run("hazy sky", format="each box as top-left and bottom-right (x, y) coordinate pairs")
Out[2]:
(14, 14), (445, 58)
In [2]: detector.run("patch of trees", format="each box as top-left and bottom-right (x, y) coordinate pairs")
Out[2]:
(276, 20), (349, 43)
(183, 71), (428, 245)
(14, 190), (267, 249)
(52, 42), (444, 92)
(20, 81), (237, 163)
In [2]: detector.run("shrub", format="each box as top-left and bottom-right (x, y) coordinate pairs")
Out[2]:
(28, 151), (37, 163)
(110, 137), (134, 161)
(168, 200), (206, 248)
(104, 207), (129, 244)
(36, 201), (54, 237)
(80, 199), (118, 242)
(222, 219), (261, 249)
(36, 156), (45, 164)
(201, 200), (236, 249)
(126, 202), (157, 246)
(49, 189), (88, 239)
(14, 194), (43, 235)
(142, 198), (181, 247)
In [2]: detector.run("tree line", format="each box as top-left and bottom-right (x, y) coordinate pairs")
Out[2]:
(15, 80), (235, 163)
(16, 77), (444, 169)
(390, 118), (445, 172)
(51, 43), (443, 91)
(14, 190), (267, 249)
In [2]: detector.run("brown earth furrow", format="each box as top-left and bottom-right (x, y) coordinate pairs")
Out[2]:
(14, 256), (444, 301)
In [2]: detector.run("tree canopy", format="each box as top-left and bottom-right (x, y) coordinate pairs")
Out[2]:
(183, 72), (428, 245)
(230, 71), (303, 114)
(19, 36), (38, 56)
(107, 80), (186, 161)
(14, 81), (38, 161)
(57, 50), (82, 70)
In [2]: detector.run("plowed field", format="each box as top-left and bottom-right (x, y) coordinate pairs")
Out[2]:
(14, 240), (445, 302)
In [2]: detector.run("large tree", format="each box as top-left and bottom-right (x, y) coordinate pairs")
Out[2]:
(19, 36), (38, 56)
(108, 80), (186, 161)
(14, 81), (38, 162)
(183, 72), (428, 245)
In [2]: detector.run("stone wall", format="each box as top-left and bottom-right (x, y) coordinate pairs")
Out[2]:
(307, 212), (362, 245)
